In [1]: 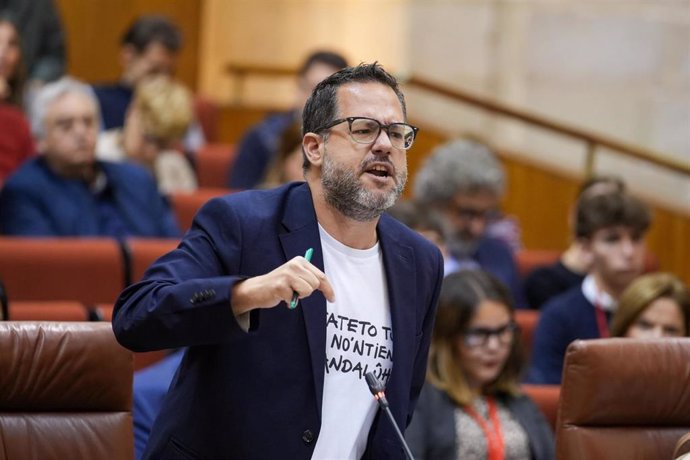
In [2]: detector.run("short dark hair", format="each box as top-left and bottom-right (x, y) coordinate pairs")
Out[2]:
(298, 51), (348, 77)
(578, 175), (626, 199)
(575, 191), (651, 239)
(121, 15), (182, 53)
(427, 270), (524, 405)
(302, 62), (406, 137)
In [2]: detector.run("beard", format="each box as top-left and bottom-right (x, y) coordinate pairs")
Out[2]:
(321, 149), (407, 222)
(440, 219), (480, 259)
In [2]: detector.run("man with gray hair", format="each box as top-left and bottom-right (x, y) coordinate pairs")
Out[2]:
(414, 139), (524, 305)
(0, 77), (179, 237)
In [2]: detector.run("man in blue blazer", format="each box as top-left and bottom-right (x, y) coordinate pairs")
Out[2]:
(0, 77), (179, 238)
(113, 63), (444, 459)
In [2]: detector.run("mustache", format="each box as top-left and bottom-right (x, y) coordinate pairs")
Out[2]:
(359, 155), (396, 175)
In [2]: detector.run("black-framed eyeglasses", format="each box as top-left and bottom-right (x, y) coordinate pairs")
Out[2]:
(315, 116), (419, 151)
(462, 321), (517, 348)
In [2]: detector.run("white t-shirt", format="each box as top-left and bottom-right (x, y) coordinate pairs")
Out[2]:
(311, 225), (393, 460)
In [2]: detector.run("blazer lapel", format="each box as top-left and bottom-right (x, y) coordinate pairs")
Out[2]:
(278, 183), (327, 418)
(377, 215), (417, 424)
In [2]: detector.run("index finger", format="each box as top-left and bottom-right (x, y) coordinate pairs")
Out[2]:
(317, 274), (335, 303)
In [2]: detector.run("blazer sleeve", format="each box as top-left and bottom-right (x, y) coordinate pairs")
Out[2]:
(112, 197), (251, 352)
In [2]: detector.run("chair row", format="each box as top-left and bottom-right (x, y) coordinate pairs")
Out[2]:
(2, 322), (687, 459)
(0, 237), (180, 310)
(0, 235), (543, 353)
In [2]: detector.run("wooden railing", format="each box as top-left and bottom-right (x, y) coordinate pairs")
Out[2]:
(226, 63), (690, 178)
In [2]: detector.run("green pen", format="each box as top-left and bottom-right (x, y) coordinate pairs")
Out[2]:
(289, 247), (314, 309)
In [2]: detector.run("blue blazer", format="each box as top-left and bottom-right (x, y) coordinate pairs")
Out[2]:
(0, 157), (179, 237)
(113, 182), (444, 459)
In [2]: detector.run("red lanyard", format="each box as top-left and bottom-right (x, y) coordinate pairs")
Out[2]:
(464, 397), (505, 460)
(593, 293), (610, 338)
(594, 304), (609, 338)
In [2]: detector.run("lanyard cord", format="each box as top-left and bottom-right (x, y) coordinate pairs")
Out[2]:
(464, 397), (505, 460)
(593, 287), (610, 338)
(594, 301), (610, 338)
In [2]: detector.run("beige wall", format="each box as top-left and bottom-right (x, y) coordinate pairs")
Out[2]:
(405, 0), (689, 214)
(198, 0), (689, 214)
(199, 0), (410, 107)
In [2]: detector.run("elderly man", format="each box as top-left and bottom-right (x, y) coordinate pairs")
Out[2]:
(113, 63), (443, 459)
(414, 139), (524, 305)
(0, 77), (179, 237)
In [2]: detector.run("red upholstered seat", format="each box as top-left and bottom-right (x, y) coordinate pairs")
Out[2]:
(8, 301), (89, 321)
(170, 188), (233, 232)
(521, 384), (560, 430)
(0, 237), (125, 305)
(196, 143), (237, 188)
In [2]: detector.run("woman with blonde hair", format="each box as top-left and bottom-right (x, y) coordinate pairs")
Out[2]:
(406, 270), (554, 460)
(610, 272), (689, 338)
(98, 75), (197, 194)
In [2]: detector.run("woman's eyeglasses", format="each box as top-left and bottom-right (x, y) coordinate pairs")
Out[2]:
(462, 321), (517, 348)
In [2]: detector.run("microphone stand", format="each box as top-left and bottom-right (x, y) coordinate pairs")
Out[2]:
(365, 372), (415, 460)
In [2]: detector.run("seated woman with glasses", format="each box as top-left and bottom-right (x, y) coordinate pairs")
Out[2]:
(406, 270), (554, 460)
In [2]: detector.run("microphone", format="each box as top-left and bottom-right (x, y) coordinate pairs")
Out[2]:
(365, 372), (415, 460)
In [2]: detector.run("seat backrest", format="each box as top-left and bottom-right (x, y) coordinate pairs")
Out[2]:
(514, 309), (539, 359)
(521, 384), (560, 430)
(170, 188), (231, 232)
(8, 301), (90, 321)
(193, 96), (220, 142)
(126, 238), (180, 283)
(515, 249), (560, 279)
(0, 321), (133, 459)
(556, 338), (690, 460)
(196, 143), (237, 188)
(0, 237), (125, 305)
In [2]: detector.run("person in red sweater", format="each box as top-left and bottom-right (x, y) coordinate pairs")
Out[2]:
(0, 104), (33, 187)
(0, 13), (34, 187)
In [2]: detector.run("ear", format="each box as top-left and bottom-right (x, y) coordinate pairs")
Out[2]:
(302, 133), (324, 167)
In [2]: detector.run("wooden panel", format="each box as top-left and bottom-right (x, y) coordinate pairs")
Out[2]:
(217, 106), (275, 145)
(499, 153), (579, 251)
(55, 0), (201, 89)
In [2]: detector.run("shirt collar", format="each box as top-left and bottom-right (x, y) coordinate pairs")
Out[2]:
(582, 274), (617, 312)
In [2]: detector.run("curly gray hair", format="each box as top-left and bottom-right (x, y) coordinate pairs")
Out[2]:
(30, 77), (100, 139)
(413, 139), (505, 206)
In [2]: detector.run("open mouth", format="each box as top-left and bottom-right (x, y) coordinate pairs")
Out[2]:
(364, 163), (393, 179)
